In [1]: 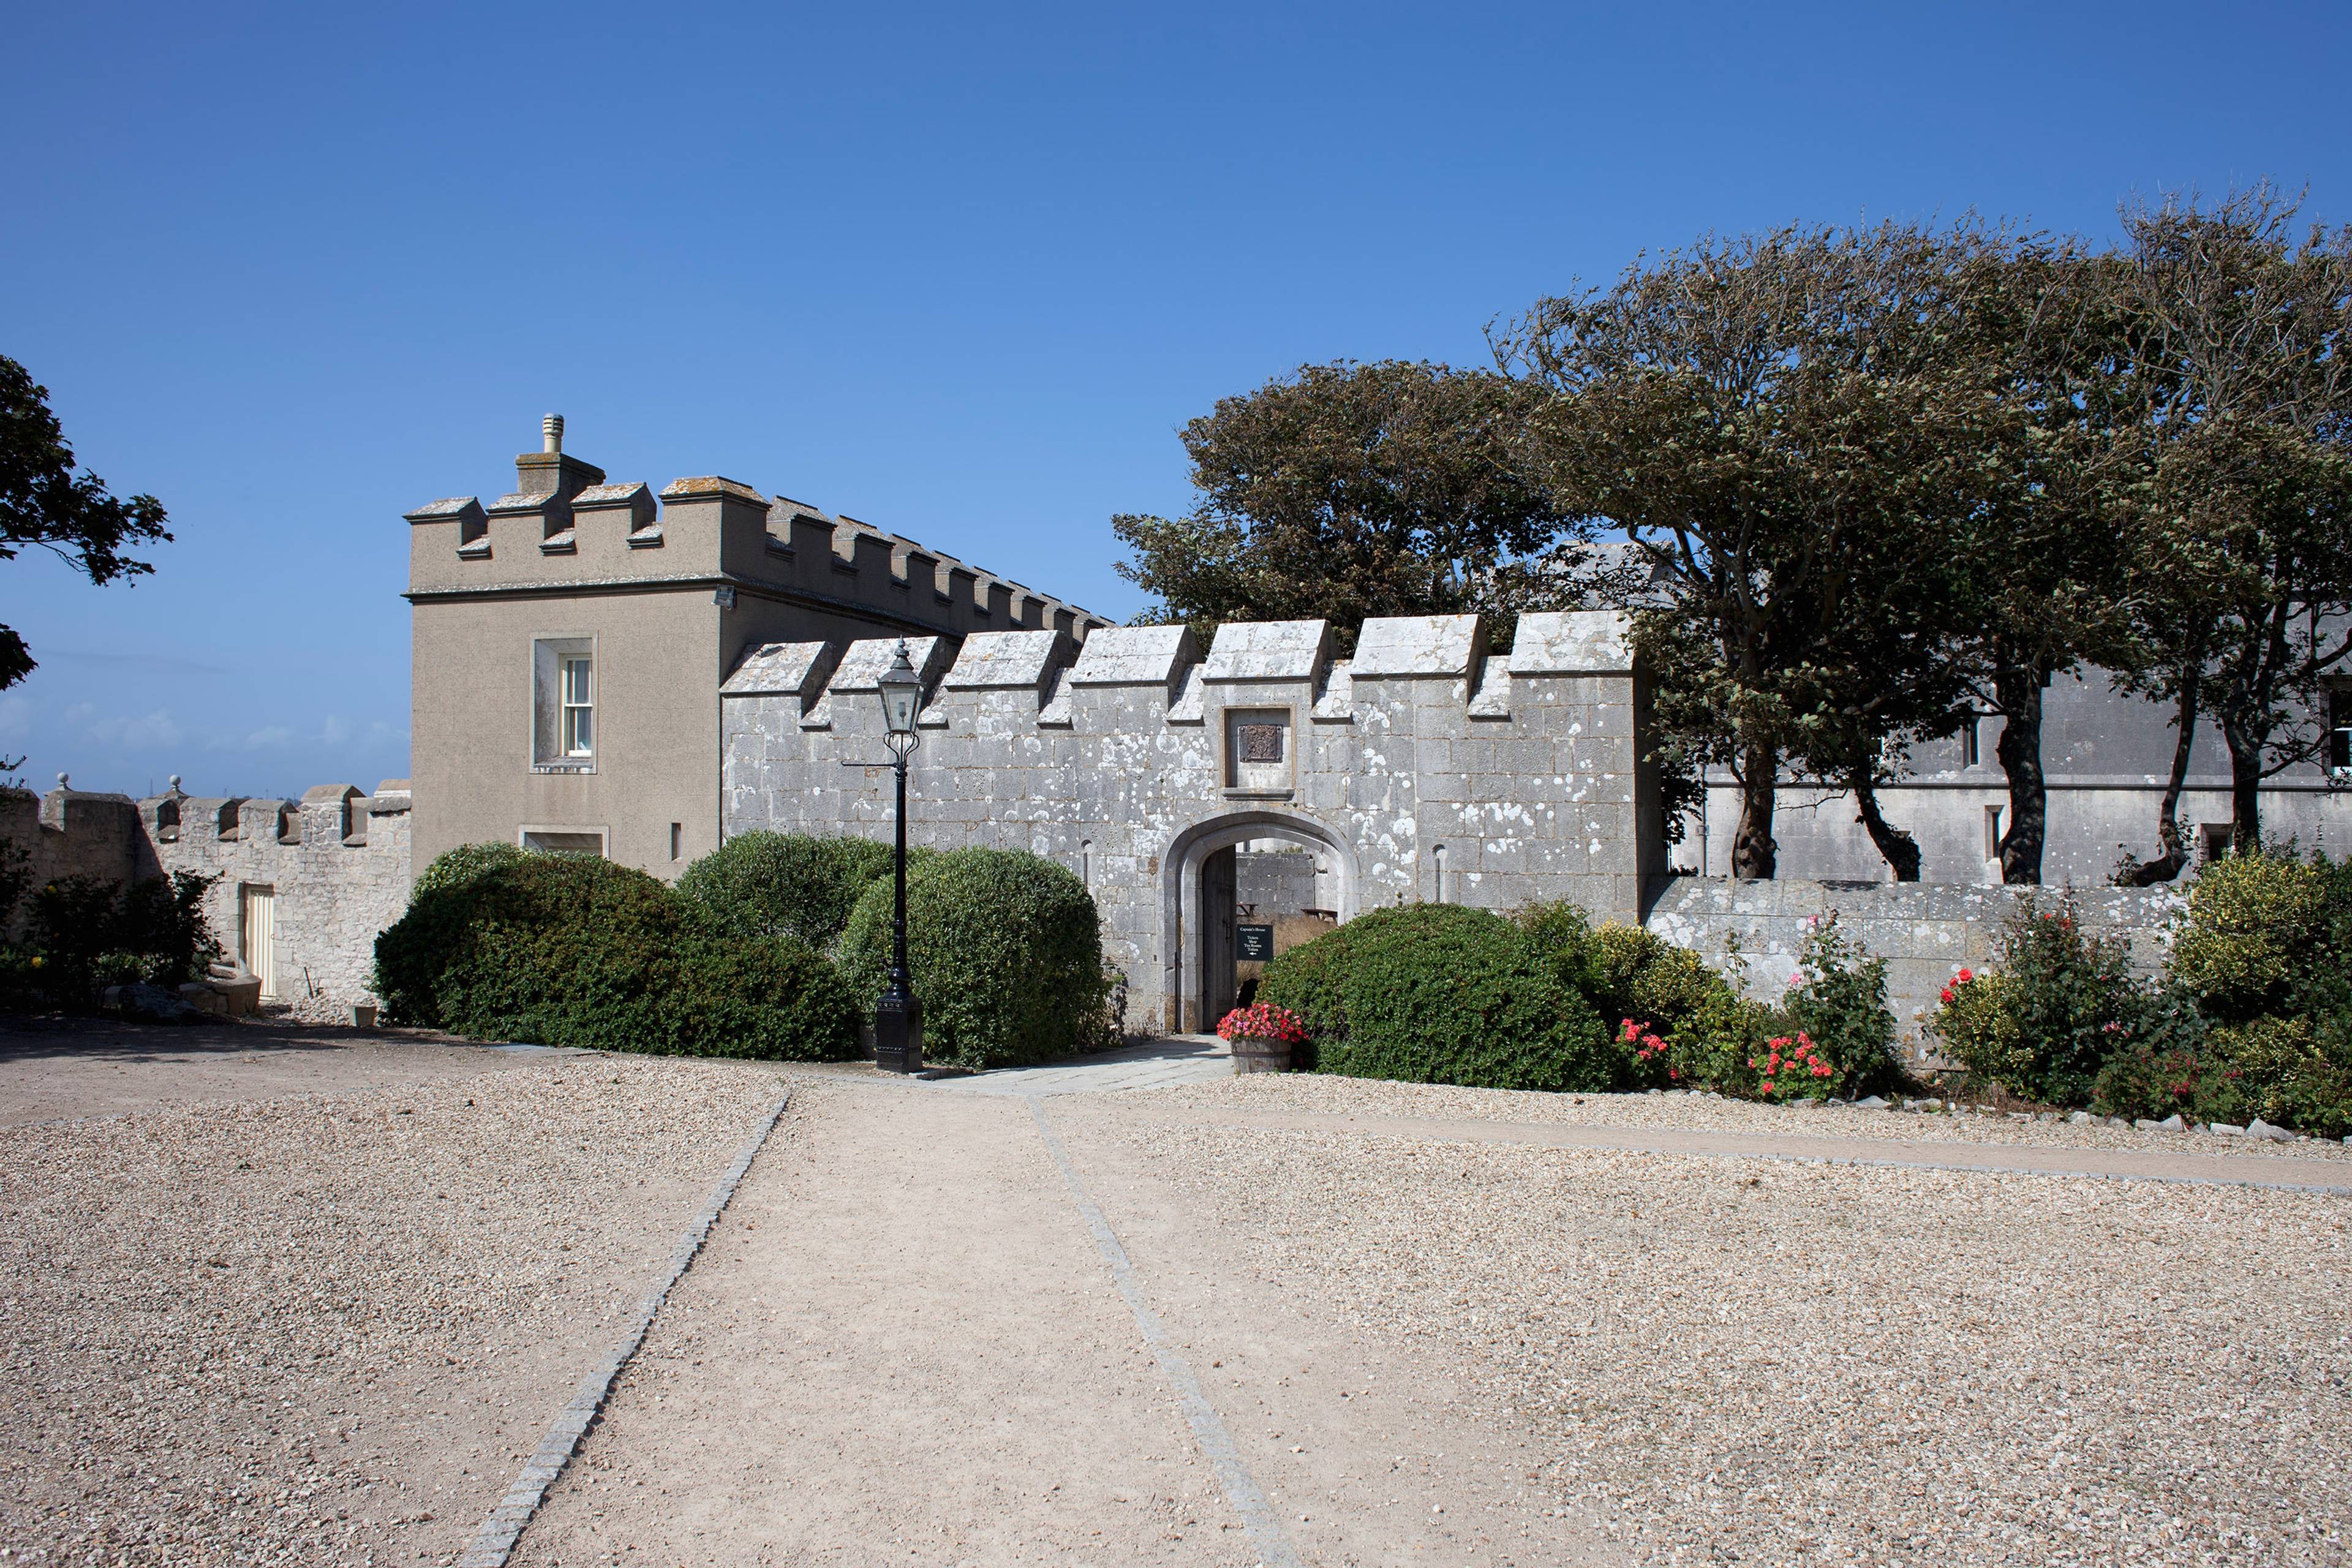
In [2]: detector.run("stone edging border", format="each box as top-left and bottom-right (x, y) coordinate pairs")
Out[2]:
(456, 1080), (795, 1568)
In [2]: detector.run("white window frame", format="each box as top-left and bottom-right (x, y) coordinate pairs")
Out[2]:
(560, 655), (594, 757)
(530, 635), (597, 774)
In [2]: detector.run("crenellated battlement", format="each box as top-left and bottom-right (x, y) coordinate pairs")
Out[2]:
(721, 610), (1662, 1031)
(405, 422), (1108, 643)
(0, 777), (413, 1016)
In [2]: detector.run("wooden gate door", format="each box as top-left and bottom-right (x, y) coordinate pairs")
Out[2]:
(241, 884), (277, 998)
(1201, 847), (1237, 1032)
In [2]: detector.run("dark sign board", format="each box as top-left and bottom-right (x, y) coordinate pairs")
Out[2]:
(1235, 923), (1275, 962)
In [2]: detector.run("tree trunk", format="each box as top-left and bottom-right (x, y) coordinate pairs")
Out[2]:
(2220, 706), (2264, 856)
(1993, 662), (2047, 886)
(1850, 769), (1921, 881)
(2121, 669), (2199, 886)
(1731, 742), (1778, 881)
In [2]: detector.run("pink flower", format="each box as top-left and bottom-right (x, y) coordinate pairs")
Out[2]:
(1760, 1080), (1775, 1094)
(1955, 968), (1974, 984)
(1787, 973), (1804, 989)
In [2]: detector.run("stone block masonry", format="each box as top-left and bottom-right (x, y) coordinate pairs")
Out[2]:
(723, 610), (1662, 1033)
(1, 777), (413, 1019)
(1645, 876), (2191, 1068)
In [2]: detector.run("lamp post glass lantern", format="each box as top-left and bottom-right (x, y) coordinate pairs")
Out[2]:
(873, 642), (924, 1073)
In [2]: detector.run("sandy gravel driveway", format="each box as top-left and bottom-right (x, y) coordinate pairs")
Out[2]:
(0, 1019), (787, 1567)
(519, 1069), (2349, 1568)
(7, 1025), (2346, 1568)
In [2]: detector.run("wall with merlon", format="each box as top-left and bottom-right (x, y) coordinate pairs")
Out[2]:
(1, 780), (413, 1017)
(722, 611), (1656, 1032)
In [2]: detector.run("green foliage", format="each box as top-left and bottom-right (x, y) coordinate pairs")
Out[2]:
(410, 840), (530, 900)
(1928, 894), (2146, 1106)
(2168, 850), (2351, 1025)
(677, 832), (903, 952)
(1112, 360), (1567, 654)
(1518, 903), (1746, 1089)
(1, 353), (174, 688)
(1777, 916), (1902, 1098)
(837, 847), (1107, 1070)
(1259, 904), (1613, 1093)
(0, 869), (221, 1011)
(374, 854), (857, 1060)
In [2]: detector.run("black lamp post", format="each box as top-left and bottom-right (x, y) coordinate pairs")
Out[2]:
(873, 640), (925, 1073)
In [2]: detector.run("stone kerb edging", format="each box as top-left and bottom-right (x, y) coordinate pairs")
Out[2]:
(457, 1080), (797, 1568)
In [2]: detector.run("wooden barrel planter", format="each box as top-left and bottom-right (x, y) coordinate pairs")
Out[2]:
(1230, 1034), (1291, 1074)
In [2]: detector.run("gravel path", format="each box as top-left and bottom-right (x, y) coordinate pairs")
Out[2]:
(1067, 1077), (2352, 1566)
(1171, 1073), (2352, 1163)
(0, 1047), (785, 1567)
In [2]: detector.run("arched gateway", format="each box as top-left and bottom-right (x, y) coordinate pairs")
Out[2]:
(1159, 808), (1359, 1035)
(720, 609), (1658, 1033)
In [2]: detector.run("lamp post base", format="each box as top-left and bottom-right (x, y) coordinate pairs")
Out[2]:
(874, 989), (924, 1074)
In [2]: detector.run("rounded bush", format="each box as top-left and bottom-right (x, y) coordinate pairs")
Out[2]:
(837, 846), (1108, 1070)
(676, 832), (907, 952)
(374, 854), (858, 1060)
(409, 840), (531, 902)
(1259, 903), (1613, 1093)
(1519, 902), (1746, 1088)
(2169, 851), (2348, 1025)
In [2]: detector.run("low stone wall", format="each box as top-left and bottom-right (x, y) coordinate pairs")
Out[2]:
(2, 780), (413, 1018)
(1642, 877), (2192, 1066)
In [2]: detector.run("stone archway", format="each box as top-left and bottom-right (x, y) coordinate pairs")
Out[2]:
(1158, 808), (1360, 1034)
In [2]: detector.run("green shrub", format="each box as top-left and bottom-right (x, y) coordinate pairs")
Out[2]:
(374, 854), (858, 1060)
(8, 870), (221, 1011)
(1777, 915), (1902, 1098)
(1259, 903), (1613, 1093)
(2169, 850), (2352, 1026)
(837, 847), (1107, 1070)
(410, 840), (531, 900)
(678, 832), (910, 952)
(1518, 903), (1745, 1088)
(1928, 894), (2146, 1106)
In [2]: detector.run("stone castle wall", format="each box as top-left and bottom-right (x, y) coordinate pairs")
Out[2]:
(721, 610), (1662, 1033)
(2, 779), (413, 1017)
(1643, 877), (2192, 1066)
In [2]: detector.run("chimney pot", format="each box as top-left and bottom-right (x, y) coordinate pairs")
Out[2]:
(543, 413), (564, 454)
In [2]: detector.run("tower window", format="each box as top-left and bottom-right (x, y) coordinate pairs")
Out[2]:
(560, 656), (594, 757)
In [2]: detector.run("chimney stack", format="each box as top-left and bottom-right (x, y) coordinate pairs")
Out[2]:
(514, 412), (603, 500)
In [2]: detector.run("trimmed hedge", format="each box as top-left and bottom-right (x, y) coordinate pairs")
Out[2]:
(1259, 903), (1613, 1092)
(837, 846), (1109, 1069)
(375, 848), (858, 1060)
(677, 832), (909, 952)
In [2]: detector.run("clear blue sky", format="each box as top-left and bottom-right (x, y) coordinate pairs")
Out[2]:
(5, 1), (2346, 798)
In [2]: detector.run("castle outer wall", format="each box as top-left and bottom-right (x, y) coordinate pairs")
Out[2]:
(720, 611), (1662, 1033)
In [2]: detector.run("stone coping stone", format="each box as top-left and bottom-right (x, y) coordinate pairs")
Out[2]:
(404, 496), (483, 522)
(570, 481), (652, 507)
(943, 630), (1068, 690)
(1204, 619), (1331, 682)
(827, 635), (949, 693)
(300, 783), (364, 805)
(1352, 614), (1484, 677)
(1509, 611), (1634, 675)
(723, 641), (837, 698)
(1068, 624), (1198, 687)
(658, 476), (767, 505)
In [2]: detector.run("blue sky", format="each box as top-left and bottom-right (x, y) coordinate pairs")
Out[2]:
(6, 1), (2348, 798)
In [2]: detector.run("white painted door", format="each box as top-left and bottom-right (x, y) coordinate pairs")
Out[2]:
(241, 885), (277, 998)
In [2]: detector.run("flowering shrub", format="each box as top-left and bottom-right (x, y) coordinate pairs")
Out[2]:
(1747, 1031), (1835, 1101)
(1928, 893), (2149, 1105)
(1218, 1001), (1308, 1044)
(1776, 914), (1901, 1098)
(1617, 1018), (1684, 1084)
